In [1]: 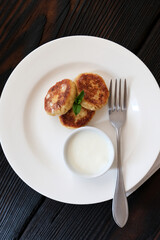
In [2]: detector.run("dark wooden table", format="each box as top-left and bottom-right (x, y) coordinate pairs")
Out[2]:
(1, 1), (160, 239)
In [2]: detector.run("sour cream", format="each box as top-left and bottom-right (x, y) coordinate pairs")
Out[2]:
(63, 127), (114, 178)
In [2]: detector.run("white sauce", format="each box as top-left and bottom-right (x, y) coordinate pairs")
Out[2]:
(66, 130), (113, 176)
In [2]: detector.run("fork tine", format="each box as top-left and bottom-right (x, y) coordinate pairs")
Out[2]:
(108, 79), (112, 109)
(123, 79), (127, 109)
(119, 79), (121, 109)
(114, 79), (117, 110)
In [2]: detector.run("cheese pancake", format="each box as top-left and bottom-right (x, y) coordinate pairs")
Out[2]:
(44, 79), (76, 116)
(59, 107), (95, 128)
(75, 73), (109, 110)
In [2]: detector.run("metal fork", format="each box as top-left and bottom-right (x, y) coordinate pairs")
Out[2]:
(108, 79), (129, 228)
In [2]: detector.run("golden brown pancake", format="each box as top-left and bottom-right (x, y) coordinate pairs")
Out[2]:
(44, 79), (76, 116)
(75, 73), (109, 110)
(59, 107), (95, 128)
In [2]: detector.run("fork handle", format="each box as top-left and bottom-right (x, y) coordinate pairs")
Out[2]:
(112, 128), (129, 228)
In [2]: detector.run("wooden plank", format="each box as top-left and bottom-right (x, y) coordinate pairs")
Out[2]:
(138, 18), (160, 84)
(1, 0), (160, 74)
(0, 146), (45, 240)
(54, 0), (160, 52)
(19, 198), (112, 240)
(18, 199), (66, 239)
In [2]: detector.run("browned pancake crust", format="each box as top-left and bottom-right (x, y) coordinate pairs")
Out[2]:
(44, 79), (76, 116)
(59, 107), (95, 128)
(75, 73), (109, 110)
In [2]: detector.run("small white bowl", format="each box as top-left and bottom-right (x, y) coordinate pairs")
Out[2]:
(63, 126), (114, 178)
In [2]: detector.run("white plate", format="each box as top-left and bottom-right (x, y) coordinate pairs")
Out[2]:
(0, 36), (160, 204)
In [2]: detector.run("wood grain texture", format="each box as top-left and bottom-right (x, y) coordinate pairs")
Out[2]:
(0, 0), (160, 239)
(138, 18), (160, 83)
(1, 0), (160, 73)
(0, 146), (45, 240)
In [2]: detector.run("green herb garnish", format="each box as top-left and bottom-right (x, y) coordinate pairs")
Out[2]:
(73, 90), (84, 115)
(73, 103), (82, 115)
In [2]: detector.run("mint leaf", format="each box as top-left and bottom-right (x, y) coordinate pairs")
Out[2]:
(72, 103), (81, 115)
(73, 90), (84, 115)
(74, 90), (84, 104)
